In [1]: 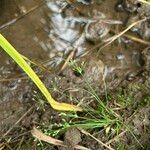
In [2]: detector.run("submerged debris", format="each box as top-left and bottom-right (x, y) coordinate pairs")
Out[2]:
(62, 127), (81, 150)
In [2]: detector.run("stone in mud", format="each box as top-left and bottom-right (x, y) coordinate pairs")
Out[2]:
(85, 20), (110, 43)
(84, 10), (122, 43)
(60, 127), (81, 150)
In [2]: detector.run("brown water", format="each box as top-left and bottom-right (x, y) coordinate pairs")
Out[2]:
(0, 0), (145, 78)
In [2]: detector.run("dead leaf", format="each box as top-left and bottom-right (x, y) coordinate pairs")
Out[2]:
(31, 127), (91, 150)
(0, 143), (4, 150)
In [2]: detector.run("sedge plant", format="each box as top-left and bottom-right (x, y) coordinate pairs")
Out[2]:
(39, 59), (142, 148)
(37, 59), (123, 138)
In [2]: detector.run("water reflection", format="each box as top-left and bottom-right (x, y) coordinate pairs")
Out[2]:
(0, 0), (144, 80)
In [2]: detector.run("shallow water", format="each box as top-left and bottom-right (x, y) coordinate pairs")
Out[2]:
(0, 0), (145, 77)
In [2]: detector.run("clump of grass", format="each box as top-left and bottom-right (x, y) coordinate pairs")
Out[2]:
(37, 60), (123, 139)
(69, 59), (85, 76)
(37, 59), (146, 149)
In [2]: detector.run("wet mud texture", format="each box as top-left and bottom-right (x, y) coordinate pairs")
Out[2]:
(0, 0), (150, 149)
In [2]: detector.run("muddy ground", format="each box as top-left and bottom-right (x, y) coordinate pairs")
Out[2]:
(0, 0), (150, 150)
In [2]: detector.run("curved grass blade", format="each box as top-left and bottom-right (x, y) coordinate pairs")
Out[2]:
(0, 34), (82, 111)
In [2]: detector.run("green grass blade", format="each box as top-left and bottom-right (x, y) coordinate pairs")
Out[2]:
(0, 34), (82, 111)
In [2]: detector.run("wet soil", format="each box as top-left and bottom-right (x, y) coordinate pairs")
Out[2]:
(0, 0), (150, 149)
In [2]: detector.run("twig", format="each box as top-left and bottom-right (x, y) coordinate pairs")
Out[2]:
(0, 75), (43, 82)
(124, 34), (150, 45)
(31, 127), (91, 150)
(81, 17), (150, 57)
(104, 18), (149, 43)
(0, 1), (46, 30)
(0, 143), (5, 150)
(22, 55), (52, 74)
(106, 130), (127, 145)
(110, 30), (150, 46)
(99, 17), (150, 51)
(79, 128), (114, 150)
(59, 49), (76, 74)
(3, 143), (13, 150)
(16, 136), (24, 150)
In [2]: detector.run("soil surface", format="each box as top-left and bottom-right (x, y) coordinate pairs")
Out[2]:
(0, 0), (150, 150)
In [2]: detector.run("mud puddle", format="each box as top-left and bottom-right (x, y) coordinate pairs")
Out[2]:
(0, 0), (150, 149)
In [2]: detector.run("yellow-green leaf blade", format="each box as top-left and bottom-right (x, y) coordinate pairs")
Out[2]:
(0, 34), (82, 112)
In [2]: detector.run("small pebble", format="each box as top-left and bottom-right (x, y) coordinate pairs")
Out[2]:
(115, 3), (124, 12)
(116, 52), (125, 60)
